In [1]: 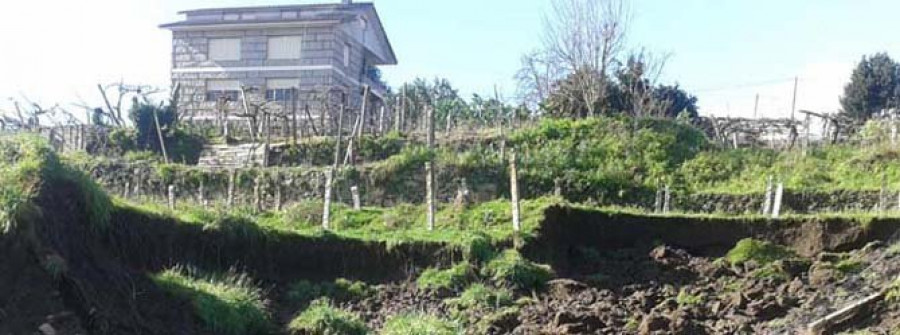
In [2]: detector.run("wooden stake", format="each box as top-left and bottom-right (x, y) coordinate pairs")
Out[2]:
(357, 85), (370, 139)
(274, 173), (282, 211)
(378, 105), (385, 136)
(254, 175), (262, 212)
(510, 150), (521, 232)
(152, 107), (169, 164)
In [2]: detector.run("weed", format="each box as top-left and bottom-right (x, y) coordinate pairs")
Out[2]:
(152, 267), (271, 335)
(416, 263), (475, 291)
(445, 283), (514, 311)
(725, 238), (797, 266)
(676, 288), (702, 306)
(288, 298), (369, 335)
(481, 250), (554, 290)
(380, 313), (458, 335)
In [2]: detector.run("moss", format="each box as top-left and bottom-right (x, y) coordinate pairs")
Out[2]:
(725, 238), (797, 266)
(481, 250), (554, 290)
(152, 267), (271, 335)
(380, 313), (458, 335)
(834, 258), (866, 274)
(416, 263), (475, 291)
(288, 299), (369, 335)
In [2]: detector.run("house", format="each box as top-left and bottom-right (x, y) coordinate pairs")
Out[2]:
(160, 0), (396, 133)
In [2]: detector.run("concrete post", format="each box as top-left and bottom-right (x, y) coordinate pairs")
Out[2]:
(425, 105), (436, 231)
(663, 185), (671, 214)
(227, 170), (236, 208)
(510, 151), (521, 232)
(762, 176), (774, 215)
(554, 177), (563, 197)
(167, 185), (176, 210)
(322, 168), (334, 230)
(350, 186), (361, 210)
(772, 182), (784, 219)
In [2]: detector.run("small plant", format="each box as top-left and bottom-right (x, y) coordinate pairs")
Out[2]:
(152, 267), (271, 335)
(481, 250), (554, 290)
(834, 258), (866, 274)
(416, 263), (474, 291)
(287, 278), (374, 306)
(445, 283), (513, 311)
(288, 299), (369, 335)
(380, 313), (457, 335)
(675, 288), (702, 306)
(725, 238), (797, 266)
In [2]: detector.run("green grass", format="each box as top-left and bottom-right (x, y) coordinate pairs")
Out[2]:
(416, 263), (475, 291)
(725, 238), (798, 266)
(445, 283), (514, 311)
(152, 267), (271, 335)
(286, 278), (374, 306)
(288, 298), (369, 335)
(676, 288), (702, 306)
(380, 313), (458, 335)
(481, 249), (554, 290)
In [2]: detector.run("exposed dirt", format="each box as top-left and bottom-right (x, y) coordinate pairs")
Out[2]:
(329, 243), (900, 335)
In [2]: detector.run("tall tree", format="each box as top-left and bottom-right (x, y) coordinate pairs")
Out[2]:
(841, 53), (900, 120)
(520, 0), (630, 117)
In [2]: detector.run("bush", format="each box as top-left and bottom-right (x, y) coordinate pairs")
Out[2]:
(416, 263), (474, 291)
(380, 314), (457, 335)
(288, 299), (369, 335)
(481, 250), (553, 290)
(152, 267), (271, 335)
(725, 238), (797, 266)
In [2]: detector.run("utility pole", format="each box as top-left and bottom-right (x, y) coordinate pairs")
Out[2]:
(791, 77), (799, 122)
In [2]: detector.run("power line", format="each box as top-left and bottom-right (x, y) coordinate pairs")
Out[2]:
(693, 77), (797, 93)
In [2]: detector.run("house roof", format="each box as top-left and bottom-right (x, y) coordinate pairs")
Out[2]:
(160, 2), (397, 65)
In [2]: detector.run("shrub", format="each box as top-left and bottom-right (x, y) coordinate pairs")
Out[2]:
(288, 299), (369, 335)
(725, 238), (797, 266)
(416, 263), (474, 291)
(380, 314), (457, 335)
(481, 250), (554, 290)
(152, 267), (271, 335)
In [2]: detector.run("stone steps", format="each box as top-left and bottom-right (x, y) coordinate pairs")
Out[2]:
(197, 143), (267, 169)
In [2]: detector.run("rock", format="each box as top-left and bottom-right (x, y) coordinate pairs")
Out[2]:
(552, 310), (604, 333)
(38, 323), (56, 335)
(861, 241), (885, 254)
(746, 298), (787, 321)
(776, 259), (811, 278)
(638, 313), (670, 335)
(649, 245), (691, 266)
(817, 252), (844, 263)
(809, 263), (838, 286)
(547, 279), (589, 301)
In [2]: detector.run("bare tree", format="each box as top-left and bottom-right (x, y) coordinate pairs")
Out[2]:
(515, 50), (559, 110)
(620, 49), (671, 118)
(529, 0), (631, 117)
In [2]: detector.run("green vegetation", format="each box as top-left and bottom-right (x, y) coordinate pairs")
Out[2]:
(286, 278), (374, 306)
(445, 283), (514, 311)
(481, 250), (554, 290)
(288, 299), (369, 335)
(416, 263), (475, 291)
(725, 238), (798, 266)
(676, 289), (702, 307)
(380, 313), (458, 335)
(152, 267), (271, 335)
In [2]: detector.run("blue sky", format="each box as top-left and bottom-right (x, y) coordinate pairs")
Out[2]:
(2, 0), (900, 119)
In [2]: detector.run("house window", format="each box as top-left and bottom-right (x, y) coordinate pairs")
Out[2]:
(209, 38), (241, 61)
(224, 13), (240, 21)
(281, 11), (298, 19)
(268, 36), (302, 60)
(206, 80), (241, 102)
(343, 43), (351, 67)
(266, 78), (300, 101)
